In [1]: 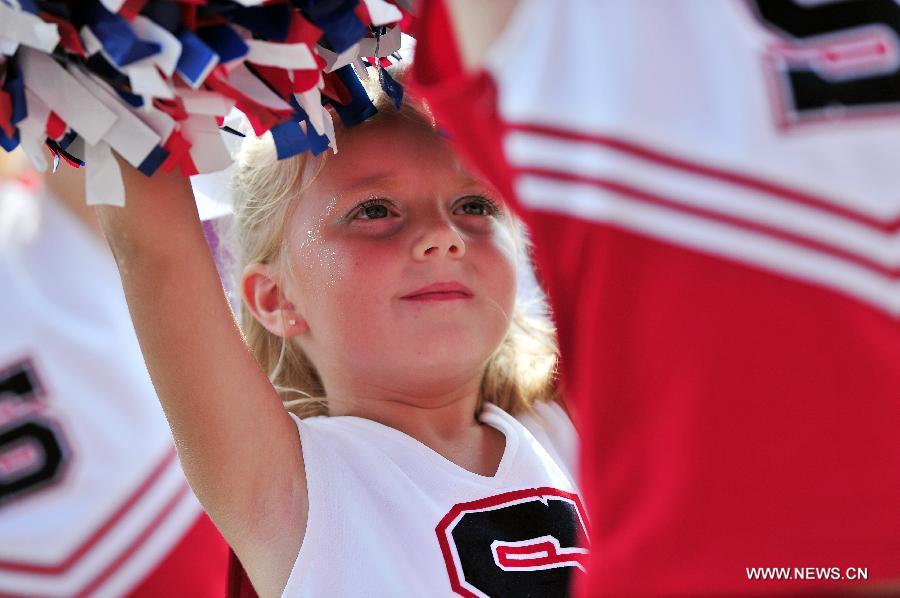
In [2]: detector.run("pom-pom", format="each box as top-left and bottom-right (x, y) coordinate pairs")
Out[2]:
(0, 0), (412, 208)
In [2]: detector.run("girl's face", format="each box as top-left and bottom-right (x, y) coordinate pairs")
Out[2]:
(282, 114), (518, 399)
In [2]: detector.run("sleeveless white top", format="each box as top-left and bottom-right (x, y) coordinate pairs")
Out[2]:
(281, 402), (586, 597)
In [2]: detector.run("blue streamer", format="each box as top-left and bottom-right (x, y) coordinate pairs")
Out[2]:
(116, 88), (145, 108)
(271, 120), (310, 160)
(306, 121), (330, 156)
(293, 0), (365, 54)
(326, 64), (377, 128)
(0, 61), (24, 151)
(3, 62), (27, 126)
(198, 25), (250, 64)
(15, 0), (39, 15)
(378, 67), (403, 110)
(176, 28), (219, 87)
(320, 10), (367, 54)
(137, 145), (170, 177)
(0, 129), (19, 152)
(286, 98), (329, 156)
(58, 130), (78, 151)
(86, 3), (162, 68)
(229, 5), (293, 41)
(273, 99), (330, 158)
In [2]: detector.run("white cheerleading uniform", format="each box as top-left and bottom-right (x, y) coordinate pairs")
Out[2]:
(280, 401), (586, 597)
(0, 181), (227, 597)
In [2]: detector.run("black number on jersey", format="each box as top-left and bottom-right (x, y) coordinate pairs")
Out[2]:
(0, 360), (69, 504)
(751, 0), (900, 124)
(436, 488), (589, 598)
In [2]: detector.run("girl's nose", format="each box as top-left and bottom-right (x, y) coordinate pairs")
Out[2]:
(412, 220), (466, 261)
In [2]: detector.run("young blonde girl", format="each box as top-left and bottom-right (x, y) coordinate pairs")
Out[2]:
(97, 87), (584, 597)
(232, 92), (558, 418)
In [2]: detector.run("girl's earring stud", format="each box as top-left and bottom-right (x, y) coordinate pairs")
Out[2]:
(288, 319), (297, 327)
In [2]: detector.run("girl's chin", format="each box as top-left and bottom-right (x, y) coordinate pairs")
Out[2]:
(412, 349), (499, 379)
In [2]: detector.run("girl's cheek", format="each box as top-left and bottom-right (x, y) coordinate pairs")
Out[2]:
(490, 221), (519, 264)
(316, 238), (377, 291)
(293, 197), (339, 259)
(316, 247), (341, 289)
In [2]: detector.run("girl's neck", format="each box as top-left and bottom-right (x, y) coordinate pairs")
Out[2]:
(326, 377), (483, 441)
(326, 381), (506, 478)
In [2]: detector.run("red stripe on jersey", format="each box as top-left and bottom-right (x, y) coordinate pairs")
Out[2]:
(517, 165), (900, 279)
(0, 448), (178, 575)
(507, 122), (900, 233)
(76, 482), (192, 597)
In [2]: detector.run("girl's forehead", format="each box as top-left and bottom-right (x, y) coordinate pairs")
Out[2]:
(307, 120), (478, 198)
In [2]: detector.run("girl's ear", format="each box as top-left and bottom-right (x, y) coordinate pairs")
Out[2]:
(241, 263), (309, 337)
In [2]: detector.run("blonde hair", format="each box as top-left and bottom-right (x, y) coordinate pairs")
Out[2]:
(229, 83), (559, 419)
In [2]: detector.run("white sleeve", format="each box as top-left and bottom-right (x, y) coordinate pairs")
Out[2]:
(515, 401), (579, 486)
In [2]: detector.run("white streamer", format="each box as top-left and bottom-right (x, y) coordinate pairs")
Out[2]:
(85, 140), (125, 207)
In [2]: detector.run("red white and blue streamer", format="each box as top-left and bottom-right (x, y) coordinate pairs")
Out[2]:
(0, 0), (412, 207)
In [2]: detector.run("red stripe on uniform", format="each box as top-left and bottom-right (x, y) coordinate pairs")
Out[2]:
(517, 166), (900, 279)
(0, 449), (179, 575)
(76, 482), (193, 597)
(507, 122), (900, 233)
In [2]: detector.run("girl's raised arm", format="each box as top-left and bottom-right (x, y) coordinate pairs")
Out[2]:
(94, 159), (306, 595)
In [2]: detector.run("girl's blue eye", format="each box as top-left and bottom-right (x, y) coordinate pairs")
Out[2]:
(454, 196), (501, 217)
(352, 199), (393, 220)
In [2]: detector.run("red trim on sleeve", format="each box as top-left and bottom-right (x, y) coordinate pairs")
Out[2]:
(409, 0), (518, 212)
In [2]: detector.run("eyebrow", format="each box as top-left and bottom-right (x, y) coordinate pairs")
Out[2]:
(338, 172), (408, 198)
(341, 170), (488, 195)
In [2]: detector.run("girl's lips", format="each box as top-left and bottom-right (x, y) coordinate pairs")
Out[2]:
(402, 291), (472, 301)
(400, 281), (474, 301)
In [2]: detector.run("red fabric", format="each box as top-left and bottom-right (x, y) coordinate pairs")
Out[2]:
(0, 90), (13, 138)
(118, 0), (150, 22)
(127, 514), (228, 597)
(45, 111), (67, 141)
(408, 0), (516, 206)
(153, 96), (189, 122)
(248, 64), (294, 102)
(159, 129), (196, 177)
(366, 56), (394, 68)
(178, 5), (198, 31)
(291, 67), (323, 94)
(321, 71), (352, 105)
(354, 2), (372, 28)
(283, 11), (326, 93)
(410, 1), (900, 595)
(286, 11), (323, 46)
(397, 5), (417, 34)
(38, 13), (87, 56)
(226, 549), (258, 598)
(203, 73), (288, 136)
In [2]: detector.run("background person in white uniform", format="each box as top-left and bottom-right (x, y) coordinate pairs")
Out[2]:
(0, 153), (228, 597)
